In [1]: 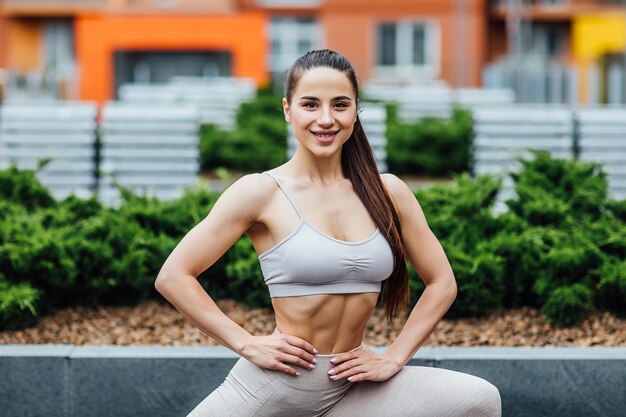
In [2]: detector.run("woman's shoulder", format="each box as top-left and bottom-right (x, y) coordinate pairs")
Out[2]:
(220, 172), (280, 206)
(379, 173), (417, 213)
(380, 173), (409, 197)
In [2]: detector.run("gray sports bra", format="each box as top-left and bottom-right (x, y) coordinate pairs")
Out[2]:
(258, 171), (394, 298)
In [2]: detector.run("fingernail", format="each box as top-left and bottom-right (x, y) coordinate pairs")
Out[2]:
(309, 363), (315, 369)
(330, 358), (337, 363)
(313, 348), (319, 354)
(330, 375), (337, 379)
(328, 369), (336, 375)
(348, 376), (354, 382)
(295, 372), (301, 376)
(312, 358), (318, 364)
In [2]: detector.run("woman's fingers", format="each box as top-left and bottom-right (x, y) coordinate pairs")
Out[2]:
(329, 363), (367, 381)
(244, 333), (320, 377)
(281, 342), (317, 364)
(329, 348), (363, 365)
(284, 334), (318, 357)
(280, 352), (317, 371)
(328, 357), (365, 379)
(271, 360), (300, 377)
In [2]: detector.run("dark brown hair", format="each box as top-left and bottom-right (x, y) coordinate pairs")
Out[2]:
(284, 49), (409, 319)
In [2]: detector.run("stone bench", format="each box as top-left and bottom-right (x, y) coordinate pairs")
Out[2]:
(1, 345), (623, 417)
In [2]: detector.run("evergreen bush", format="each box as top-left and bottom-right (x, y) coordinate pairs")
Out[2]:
(0, 280), (41, 330)
(385, 105), (472, 176)
(199, 91), (287, 172)
(542, 284), (594, 327)
(1, 152), (624, 330)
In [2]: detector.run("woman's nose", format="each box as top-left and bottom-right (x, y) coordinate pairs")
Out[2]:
(317, 107), (334, 126)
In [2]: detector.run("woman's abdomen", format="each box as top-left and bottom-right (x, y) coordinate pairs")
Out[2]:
(271, 292), (377, 354)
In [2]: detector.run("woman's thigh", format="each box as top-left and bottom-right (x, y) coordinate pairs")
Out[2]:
(325, 366), (501, 417)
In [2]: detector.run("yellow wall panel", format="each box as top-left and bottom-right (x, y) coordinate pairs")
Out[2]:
(573, 14), (626, 60)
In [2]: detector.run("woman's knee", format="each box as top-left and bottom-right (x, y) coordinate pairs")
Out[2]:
(468, 377), (502, 417)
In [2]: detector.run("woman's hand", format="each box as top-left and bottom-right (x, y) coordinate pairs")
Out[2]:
(327, 346), (403, 382)
(241, 333), (319, 377)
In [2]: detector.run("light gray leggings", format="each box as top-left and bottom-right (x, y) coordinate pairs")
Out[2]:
(187, 344), (502, 417)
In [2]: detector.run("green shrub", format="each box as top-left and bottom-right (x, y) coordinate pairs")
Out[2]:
(39, 195), (103, 229)
(0, 209), (76, 307)
(507, 151), (608, 225)
(386, 105), (472, 176)
(411, 174), (506, 316)
(415, 174), (501, 246)
(0, 164), (55, 211)
(443, 243), (506, 317)
(606, 198), (626, 221)
(1, 151), (624, 329)
(200, 92), (287, 172)
(542, 284), (594, 326)
(224, 237), (271, 308)
(594, 258), (626, 314)
(0, 279), (41, 331)
(533, 230), (602, 299)
(117, 183), (218, 236)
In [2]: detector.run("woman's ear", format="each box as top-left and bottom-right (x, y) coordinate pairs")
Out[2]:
(282, 97), (291, 123)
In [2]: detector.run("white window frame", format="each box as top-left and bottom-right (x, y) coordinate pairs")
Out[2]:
(268, 17), (322, 74)
(374, 19), (441, 79)
(42, 20), (76, 78)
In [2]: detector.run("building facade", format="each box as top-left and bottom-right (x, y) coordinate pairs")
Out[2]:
(486, 0), (626, 104)
(0, 0), (488, 103)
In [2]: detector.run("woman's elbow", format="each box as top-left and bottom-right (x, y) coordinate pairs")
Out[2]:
(154, 266), (177, 293)
(445, 272), (457, 303)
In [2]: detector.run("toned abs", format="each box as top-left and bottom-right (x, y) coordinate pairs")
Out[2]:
(272, 292), (378, 354)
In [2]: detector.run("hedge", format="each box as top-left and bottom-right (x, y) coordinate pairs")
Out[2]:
(199, 94), (470, 177)
(1, 152), (624, 331)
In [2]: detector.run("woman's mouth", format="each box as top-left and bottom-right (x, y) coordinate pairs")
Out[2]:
(312, 130), (339, 144)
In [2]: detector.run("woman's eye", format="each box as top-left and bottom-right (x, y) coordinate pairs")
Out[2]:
(303, 102), (317, 108)
(334, 102), (349, 109)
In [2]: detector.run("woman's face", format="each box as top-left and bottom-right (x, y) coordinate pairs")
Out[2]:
(283, 67), (357, 157)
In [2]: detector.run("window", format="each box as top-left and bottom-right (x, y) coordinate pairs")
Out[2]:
(268, 17), (321, 81)
(43, 20), (75, 79)
(375, 21), (440, 78)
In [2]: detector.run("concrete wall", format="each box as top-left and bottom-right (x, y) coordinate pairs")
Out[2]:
(1, 345), (625, 417)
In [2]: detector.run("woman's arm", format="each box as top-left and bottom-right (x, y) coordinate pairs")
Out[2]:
(154, 173), (317, 375)
(381, 172), (457, 368)
(327, 173), (456, 382)
(154, 174), (267, 353)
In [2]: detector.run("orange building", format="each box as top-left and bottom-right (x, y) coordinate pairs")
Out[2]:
(245, 0), (488, 88)
(0, 0), (489, 104)
(0, 0), (269, 104)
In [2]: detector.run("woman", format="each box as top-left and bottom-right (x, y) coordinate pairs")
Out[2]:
(155, 49), (501, 417)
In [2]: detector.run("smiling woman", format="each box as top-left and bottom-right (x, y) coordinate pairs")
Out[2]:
(154, 49), (501, 417)
(283, 67), (358, 151)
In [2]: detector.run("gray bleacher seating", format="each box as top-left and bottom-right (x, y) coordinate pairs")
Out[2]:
(0, 100), (97, 200)
(118, 77), (256, 130)
(454, 88), (516, 108)
(98, 102), (202, 207)
(363, 80), (515, 123)
(577, 108), (626, 201)
(363, 82), (452, 121)
(472, 105), (575, 211)
(287, 104), (388, 172)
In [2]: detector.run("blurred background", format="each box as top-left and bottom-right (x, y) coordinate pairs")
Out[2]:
(0, 0), (626, 104)
(1, 4), (625, 416)
(1, 0), (625, 340)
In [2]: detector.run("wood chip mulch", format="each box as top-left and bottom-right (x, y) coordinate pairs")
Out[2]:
(1, 299), (624, 347)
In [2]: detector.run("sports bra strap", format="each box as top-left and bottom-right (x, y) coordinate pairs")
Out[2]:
(262, 171), (303, 219)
